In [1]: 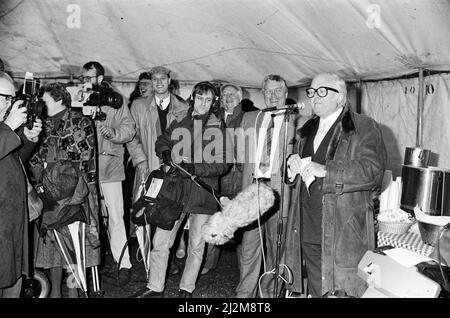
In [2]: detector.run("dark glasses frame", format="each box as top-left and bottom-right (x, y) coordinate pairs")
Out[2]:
(305, 86), (339, 98)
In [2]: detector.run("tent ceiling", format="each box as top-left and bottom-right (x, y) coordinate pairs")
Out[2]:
(1, 0), (449, 87)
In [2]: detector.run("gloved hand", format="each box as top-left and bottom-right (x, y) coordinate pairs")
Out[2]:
(180, 162), (195, 175)
(161, 150), (173, 166)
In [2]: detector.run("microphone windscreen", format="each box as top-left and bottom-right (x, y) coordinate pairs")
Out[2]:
(201, 182), (275, 245)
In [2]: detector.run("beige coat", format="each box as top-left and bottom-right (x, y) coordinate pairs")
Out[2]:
(126, 93), (189, 201)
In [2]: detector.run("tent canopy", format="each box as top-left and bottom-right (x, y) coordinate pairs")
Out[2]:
(1, 0), (449, 87)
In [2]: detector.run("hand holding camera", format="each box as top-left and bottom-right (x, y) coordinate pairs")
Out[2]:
(98, 125), (115, 140)
(23, 118), (42, 142)
(4, 100), (27, 131)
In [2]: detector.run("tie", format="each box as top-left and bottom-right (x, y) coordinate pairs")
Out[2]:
(259, 115), (274, 174)
(159, 99), (164, 109)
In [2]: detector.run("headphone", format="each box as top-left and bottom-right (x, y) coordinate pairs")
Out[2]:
(188, 81), (220, 111)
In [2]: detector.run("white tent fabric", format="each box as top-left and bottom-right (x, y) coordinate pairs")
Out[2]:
(361, 73), (450, 176)
(1, 0), (449, 87)
(1, 1), (450, 176)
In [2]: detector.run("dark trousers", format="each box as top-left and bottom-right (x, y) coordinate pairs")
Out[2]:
(301, 242), (322, 297)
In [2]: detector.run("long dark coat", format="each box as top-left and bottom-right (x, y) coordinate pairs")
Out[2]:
(286, 106), (387, 297)
(0, 123), (36, 288)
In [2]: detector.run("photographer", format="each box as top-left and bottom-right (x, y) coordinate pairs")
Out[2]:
(28, 82), (100, 298)
(0, 71), (42, 298)
(81, 61), (136, 284)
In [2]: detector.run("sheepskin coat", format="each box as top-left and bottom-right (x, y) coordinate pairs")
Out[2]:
(287, 106), (387, 297)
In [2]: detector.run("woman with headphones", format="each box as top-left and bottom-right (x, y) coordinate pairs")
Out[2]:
(133, 81), (233, 298)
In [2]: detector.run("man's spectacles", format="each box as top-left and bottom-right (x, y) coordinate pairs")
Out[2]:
(79, 75), (97, 82)
(305, 86), (339, 98)
(263, 88), (284, 97)
(222, 92), (237, 98)
(0, 93), (13, 103)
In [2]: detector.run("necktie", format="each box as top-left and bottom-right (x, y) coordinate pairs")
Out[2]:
(159, 99), (164, 109)
(259, 115), (274, 174)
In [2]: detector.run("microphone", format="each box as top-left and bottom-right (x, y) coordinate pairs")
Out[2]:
(260, 103), (304, 112)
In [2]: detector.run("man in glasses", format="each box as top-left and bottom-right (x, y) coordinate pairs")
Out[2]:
(0, 71), (42, 297)
(81, 61), (136, 285)
(287, 73), (387, 297)
(235, 74), (299, 298)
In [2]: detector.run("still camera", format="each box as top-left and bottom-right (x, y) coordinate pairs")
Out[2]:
(16, 72), (45, 129)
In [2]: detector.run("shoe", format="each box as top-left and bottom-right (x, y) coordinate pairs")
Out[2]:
(130, 287), (163, 298)
(118, 268), (132, 286)
(176, 289), (192, 298)
(200, 267), (210, 275)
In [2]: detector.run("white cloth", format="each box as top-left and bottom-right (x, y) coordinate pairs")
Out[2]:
(100, 181), (132, 269)
(313, 107), (343, 153)
(224, 111), (233, 122)
(254, 111), (283, 179)
(155, 96), (170, 110)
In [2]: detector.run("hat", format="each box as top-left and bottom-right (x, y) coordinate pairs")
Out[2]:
(149, 66), (171, 77)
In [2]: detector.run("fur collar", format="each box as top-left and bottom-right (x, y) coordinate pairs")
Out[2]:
(298, 106), (355, 139)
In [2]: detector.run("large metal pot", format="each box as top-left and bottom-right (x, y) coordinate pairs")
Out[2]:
(400, 165), (450, 216)
(404, 147), (430, 167)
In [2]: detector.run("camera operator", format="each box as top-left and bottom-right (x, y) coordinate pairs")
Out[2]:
(0, 71), (42, 298)
(81, 61), (136, 284)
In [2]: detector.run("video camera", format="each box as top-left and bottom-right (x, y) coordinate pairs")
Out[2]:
(15, 72), (46, 129)
(66, 82), (123, 121)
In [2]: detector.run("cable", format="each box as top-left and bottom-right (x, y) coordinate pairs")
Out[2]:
(258, 264), (294, 298)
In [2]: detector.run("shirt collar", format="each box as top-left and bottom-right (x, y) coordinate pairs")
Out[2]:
(319, 107), (343, 127)
(155, 95), (170, 110)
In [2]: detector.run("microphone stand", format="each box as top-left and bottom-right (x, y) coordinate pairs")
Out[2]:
(268, 107), (298, 298)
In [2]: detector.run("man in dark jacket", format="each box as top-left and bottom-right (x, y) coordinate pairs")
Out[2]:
(201, 83), (246, 275)
(132, 82), (232, 298)
(287, 73), (387, 297)
(0, 72), (42, 297)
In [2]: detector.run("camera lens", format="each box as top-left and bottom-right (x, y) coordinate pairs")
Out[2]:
(30, 99), (46, 117)
(100, 91), (123, 109)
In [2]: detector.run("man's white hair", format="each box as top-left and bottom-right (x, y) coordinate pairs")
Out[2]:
(0, 71), (15, 96)
(314, 73), (347, 106)
(221, 83), (243, 101)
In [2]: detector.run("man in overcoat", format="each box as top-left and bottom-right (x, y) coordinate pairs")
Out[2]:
(287, 73), (387, 297)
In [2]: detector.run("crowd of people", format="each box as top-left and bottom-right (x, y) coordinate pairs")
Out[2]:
(0, 59), (387, 298)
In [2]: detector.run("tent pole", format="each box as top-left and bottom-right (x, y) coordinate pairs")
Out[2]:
(416, 68), (424, 147)
(356, 79), (362, 114)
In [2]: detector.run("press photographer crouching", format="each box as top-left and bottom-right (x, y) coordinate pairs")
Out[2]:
(0, 71), (42, 298)
(80, 61), (136, 284)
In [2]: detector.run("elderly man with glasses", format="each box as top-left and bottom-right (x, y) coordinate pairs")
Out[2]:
(286, 73), (387, 297)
